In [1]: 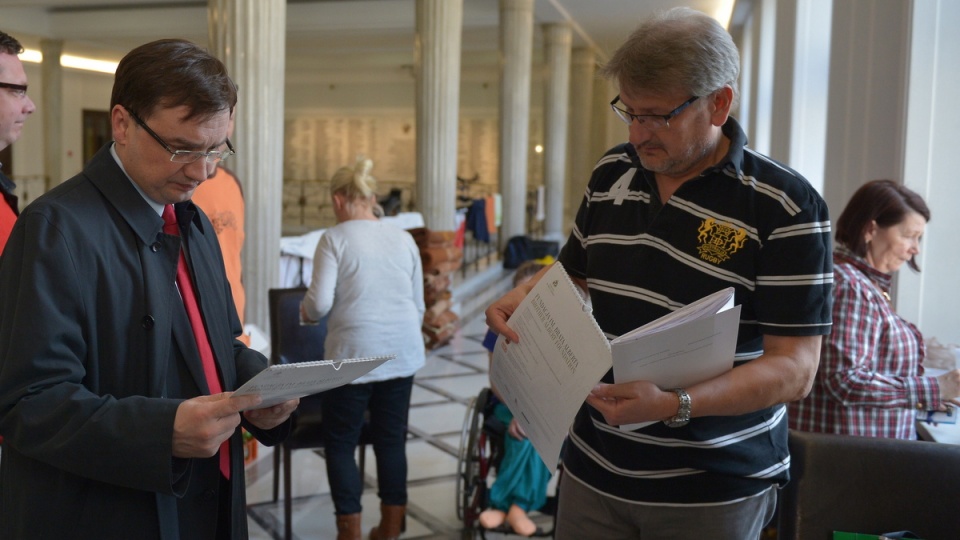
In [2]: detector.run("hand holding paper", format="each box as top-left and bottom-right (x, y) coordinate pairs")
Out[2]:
(609, 287), (740, 430)
(488, 262), (742, 471)
(490, 263), (611, 473)
(243, 396), (299, 429)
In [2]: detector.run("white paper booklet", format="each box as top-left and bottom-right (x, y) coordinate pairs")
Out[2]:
(491, 263), (610, 473)
(611, 288), (741, 430)
(232, 355), (393, 409)
(491, 262), (741, 470)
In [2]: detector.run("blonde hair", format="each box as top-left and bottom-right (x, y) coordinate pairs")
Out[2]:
(330, 156), (383, 217)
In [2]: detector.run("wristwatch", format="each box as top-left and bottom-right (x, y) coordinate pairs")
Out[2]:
(664, 388), (691, 428)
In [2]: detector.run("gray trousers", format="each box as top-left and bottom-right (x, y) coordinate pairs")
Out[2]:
(555, 474), (778, 540)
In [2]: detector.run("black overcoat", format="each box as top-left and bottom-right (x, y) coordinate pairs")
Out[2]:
(0, 144), (288, 539)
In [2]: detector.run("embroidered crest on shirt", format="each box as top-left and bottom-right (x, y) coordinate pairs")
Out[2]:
(697, 217), (747, 264)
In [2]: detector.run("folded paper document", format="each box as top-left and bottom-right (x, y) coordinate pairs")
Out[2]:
(491, 262), (740, 470)
(611, 286), (741, 430)
(232, 355), (393, 409)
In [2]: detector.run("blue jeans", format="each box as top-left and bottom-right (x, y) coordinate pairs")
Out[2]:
(321, 376), (414, 515)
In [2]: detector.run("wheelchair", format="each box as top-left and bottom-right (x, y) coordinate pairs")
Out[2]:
(456, 387), (556, 539)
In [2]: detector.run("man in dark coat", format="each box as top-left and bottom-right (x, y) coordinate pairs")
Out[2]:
(0, 39), (297, 539)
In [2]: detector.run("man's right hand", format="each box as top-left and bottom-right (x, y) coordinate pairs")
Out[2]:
(485, 263), (554, 344)
(172, 392), (262, 458)
(484, 286), (529, 344)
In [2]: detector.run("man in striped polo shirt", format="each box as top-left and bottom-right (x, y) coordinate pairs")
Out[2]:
(486, 7), (832, 539)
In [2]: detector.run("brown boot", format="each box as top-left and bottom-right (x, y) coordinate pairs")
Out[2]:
(368, 504), (406, 540)
(336, 513), (362, 540)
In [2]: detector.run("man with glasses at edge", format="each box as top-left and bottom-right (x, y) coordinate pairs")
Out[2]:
(0, 30), (36, 255)
(0, 39), (297, 539)
(486, 8), (832, 539)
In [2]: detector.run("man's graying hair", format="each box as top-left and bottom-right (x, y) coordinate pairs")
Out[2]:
(599, 7), (740, 107)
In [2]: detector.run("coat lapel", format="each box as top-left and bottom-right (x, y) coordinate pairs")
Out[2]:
(82, 144), (212, 396)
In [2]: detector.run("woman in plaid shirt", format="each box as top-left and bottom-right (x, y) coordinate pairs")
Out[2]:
(789, 179), (960, 438)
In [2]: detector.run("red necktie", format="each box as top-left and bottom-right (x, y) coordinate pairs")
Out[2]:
(162, 205), (231, 479)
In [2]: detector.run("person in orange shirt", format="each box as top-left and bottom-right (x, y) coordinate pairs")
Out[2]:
(192, 153), (249, 345)
(0, 30), (37, 255)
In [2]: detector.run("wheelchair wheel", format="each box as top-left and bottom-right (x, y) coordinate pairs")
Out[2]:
(456, 387), (492, 529)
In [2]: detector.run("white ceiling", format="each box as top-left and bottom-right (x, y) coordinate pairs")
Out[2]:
(0, 0), (739, 74)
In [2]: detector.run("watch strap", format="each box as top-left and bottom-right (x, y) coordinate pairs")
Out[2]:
(664, 388), (691, 428)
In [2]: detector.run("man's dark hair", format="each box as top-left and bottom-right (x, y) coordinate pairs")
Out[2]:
(835, 179), (931, 272)
(110, 39), (237, 122)
(0, 31), (25, 56)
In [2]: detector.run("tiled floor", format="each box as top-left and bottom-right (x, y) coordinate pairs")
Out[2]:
(244, 302), (556, 539)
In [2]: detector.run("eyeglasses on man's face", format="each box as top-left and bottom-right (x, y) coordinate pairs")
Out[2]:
(610, 95), (700, 131)
(126, 108), (235, 164)
(0, 82), (28, 99)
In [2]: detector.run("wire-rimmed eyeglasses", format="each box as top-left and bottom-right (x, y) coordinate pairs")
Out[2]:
(126, 108), (235, 164)
(610, 95), (700, 131)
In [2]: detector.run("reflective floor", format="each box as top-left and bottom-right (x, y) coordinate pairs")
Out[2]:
(245, 280), (555, 539)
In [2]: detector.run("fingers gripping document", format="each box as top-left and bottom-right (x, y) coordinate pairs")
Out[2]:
(491, 263), (612, 473)
(610, 288), (741, 430)
(490, 263), (740, 471)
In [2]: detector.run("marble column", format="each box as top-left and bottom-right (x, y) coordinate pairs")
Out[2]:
(208, 0), (286, 331)
(541, 23), (571, 242)
(40, 39), (63, 190)
(566, 47), (596, 228)
(499, 0), (534, 242)
(415, 0), (463, 232)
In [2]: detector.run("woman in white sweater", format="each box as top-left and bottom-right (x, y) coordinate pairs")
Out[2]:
(301, 158), (425, 540)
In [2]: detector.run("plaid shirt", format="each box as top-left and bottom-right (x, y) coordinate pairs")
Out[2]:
(789, 246), (940, 439)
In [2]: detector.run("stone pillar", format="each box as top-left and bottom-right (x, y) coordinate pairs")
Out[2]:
(415, 0), (463, 232)
(541, 23), (571, 242)
(40, 39), (63, 190)
(208, 0), (286, 331)
(566, 47), (595, 228)
(499, 0), (534, 242)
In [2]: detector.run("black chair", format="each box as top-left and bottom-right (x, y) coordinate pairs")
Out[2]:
(778, 430), (960, 540)
(268, 287), (372, 540)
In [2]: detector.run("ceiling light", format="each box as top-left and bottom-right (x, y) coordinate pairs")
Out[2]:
(20, 48), (118, 74)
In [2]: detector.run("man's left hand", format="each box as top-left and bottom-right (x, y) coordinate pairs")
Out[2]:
(585, 381), (675, 426)
(242, 398), (299, 430)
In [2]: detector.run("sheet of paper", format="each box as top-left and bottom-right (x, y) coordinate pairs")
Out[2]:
(490, 263), (612, 473)
(232, 355), (393, 409)
(612, 302), (741, 430)
(611, 287), (735, 344)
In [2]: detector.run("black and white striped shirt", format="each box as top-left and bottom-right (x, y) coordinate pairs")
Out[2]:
(558, 117), (833, 504)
